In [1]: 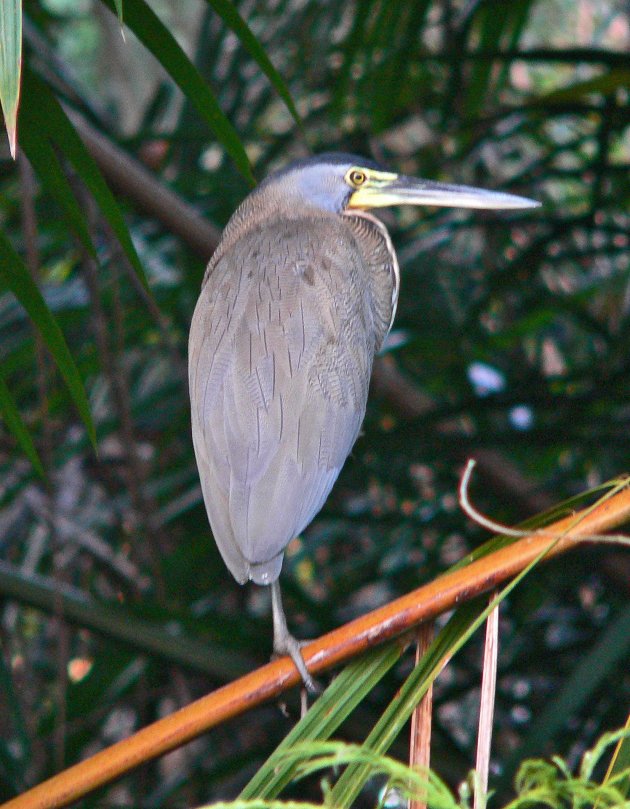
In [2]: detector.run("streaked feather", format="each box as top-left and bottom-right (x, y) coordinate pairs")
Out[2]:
(189, 206), (394, 585)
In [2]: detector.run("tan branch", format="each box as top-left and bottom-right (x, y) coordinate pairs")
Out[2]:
(4, 483), (630, 809)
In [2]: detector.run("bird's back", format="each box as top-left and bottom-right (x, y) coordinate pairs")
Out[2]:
(189, 212), (392, 585)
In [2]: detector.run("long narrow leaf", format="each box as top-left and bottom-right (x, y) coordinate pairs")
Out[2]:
(466, 4), (513, 118)
(0, 365), (43, 476)
(329, 602), (484, 808)
(203, 0), (300, 127)
(99, 0), (255, 185)
(19, 123), (96, 256)
(240, 642), (403, 799)
(20, 69), (148, 290)
(0, 0), (21, 157)
(602, 715), (630, 800)
(329, 516), (573, 808)
(0, 230), (95, 446)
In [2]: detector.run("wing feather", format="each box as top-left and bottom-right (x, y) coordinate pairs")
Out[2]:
(189, 215), (378, 584)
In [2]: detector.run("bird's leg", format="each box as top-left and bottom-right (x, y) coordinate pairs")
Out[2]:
(270, 580), (317, 693)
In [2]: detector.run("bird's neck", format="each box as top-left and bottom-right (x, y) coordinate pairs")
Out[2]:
(208, 189), (337, 277)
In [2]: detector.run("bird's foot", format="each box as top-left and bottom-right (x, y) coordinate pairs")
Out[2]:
(270, 579), (321, 694)
(272, 634), (321, 694)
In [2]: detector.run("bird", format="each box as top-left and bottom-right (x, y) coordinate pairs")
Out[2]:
(188, 153), (539, 690)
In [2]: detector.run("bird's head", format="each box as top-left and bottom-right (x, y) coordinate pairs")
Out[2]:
(256, 153), (540, 215)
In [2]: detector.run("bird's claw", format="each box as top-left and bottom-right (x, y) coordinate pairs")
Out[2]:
(272, 635), (321, 694)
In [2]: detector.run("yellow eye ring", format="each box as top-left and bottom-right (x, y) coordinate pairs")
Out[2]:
(347, 169), (367, 187)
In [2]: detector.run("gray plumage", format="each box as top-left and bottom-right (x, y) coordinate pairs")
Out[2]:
(189, 158), (397, 585)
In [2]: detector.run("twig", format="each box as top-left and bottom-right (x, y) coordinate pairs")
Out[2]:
(459, 459), (630, 546)
(459, 460), (523, 536)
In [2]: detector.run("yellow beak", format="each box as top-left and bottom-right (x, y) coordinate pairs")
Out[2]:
(348, 175), (540, 211)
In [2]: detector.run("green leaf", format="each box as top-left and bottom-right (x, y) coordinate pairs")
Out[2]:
(0, 0), (21, 157)
(330, 520), (568, 808)
(99, 0), (255, 185)
(0, 230), (96, 447)
(20, 69), (149, 290)
(113, 0), (123, 24)
(203, 0), (301, 127)
(533, 68), (630, 104)
(0, 365), (44, 476)
(329, 602), (484, 808)
(602, 719), (630, 800)
(19, 122), (97, 257)
(240, 643), (402, 799)
(272, 742), (460, 809)
(466, 0), (532, 118)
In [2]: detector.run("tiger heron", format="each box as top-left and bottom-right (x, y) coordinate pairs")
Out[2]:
(189, 154), (539, 690)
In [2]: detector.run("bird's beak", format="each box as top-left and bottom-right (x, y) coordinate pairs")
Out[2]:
(348, 174), (540, 211)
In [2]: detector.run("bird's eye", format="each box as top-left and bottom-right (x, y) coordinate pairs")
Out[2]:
(347, 169), (367, 187)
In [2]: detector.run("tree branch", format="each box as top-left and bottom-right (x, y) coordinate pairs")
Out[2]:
(5, 482), (630, 809)
(66, 109), (221, 259)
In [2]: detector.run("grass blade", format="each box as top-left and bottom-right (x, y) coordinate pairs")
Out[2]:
(19, 124), (96, 256)
(0, 230), (95, 447)
(329, 510), (572, 808)
(409, 623), (434, 809)
(474, 598), (499, 809)
(20, 69), (148, 291)
(601, 715), (630, 800)
(329, 601), (484, 808)
(240, 642), (403, 799)
(0, 0), (21, 157)
(203, 0), (300, 127)
(0, 365), (43, 476)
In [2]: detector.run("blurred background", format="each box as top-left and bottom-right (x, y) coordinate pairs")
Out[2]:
(0, 0), (629, 804)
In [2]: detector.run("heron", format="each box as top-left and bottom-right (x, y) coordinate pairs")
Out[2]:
(189, 153), (539, 690)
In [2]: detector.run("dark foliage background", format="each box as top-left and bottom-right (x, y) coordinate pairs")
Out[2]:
(0, 0), (628, 805)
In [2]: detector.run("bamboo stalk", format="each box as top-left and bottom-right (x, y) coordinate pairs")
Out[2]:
(3, 484), (630, 809)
